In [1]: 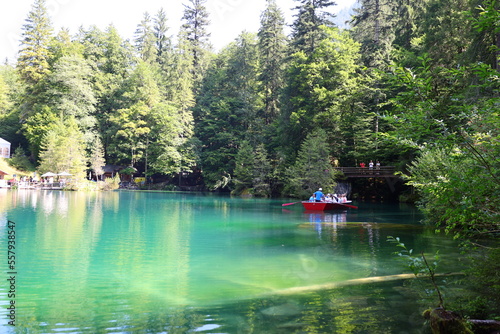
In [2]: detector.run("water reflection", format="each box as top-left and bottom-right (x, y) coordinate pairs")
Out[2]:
(303, 211), (348, 238)
(0, 191), (460, 333)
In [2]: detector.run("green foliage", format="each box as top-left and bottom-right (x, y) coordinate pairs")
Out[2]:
(387, 236), (439, 276)
(8, 146), (34, 172)
(0, 66), (25, 149)
(100, 175), (121, 191)
(120, 166), (137, 175)
(388, 54), (500, 243)
(351, 0), (397, 68)
(258, 0), (287, 124)
(107, 101), (150, 165)
(0, 73), (11, 115)
(194, 35), (262, 189)
(387, 236), (444, 308)
(22, 105), (58, 158)
(233, 141), (254, 194)
(281, 27), (375, 164)
(422, 0), (474, 67)
(47, 54), (97, 143)
(291, 0), (336, 54)
(135, 12), (157, 63)
(464, 247), (500, 319)
(105, 59), (194, 174)
(180, 0), (212, 86)
(17, 0), (53, 85)
(284, 129), (338, 198)
(90, 136), (105, 179)
(148, 102), (195, 176)
(405, 144), (500, 244)
(232, 142), (273, 197)
(252, 144), (273, 197)
(38, 118), (87, 179)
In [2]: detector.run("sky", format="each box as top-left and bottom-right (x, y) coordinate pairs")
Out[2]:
(1, 0), (357, 64)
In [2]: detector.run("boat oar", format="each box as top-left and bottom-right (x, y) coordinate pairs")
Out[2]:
(341, 203), (358, 209)
(282, 201), (300, 207)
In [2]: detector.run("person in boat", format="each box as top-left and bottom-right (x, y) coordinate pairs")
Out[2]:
(313, 188), (325, 202)
(332, 194), (340, 202)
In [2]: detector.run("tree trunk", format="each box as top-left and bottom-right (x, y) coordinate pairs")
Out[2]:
(424, 308), (473, 334)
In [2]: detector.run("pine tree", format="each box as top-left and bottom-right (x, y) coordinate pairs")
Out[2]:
(422, 0), (474, 68)
(0, 73), (10, 116)
(154, 8), (173, 63)
(258, 0), (287, 124)
(135, 12), (157, 63)
(172, 29), (195, 109)
(193, 35), (262, 188)
(180, 0), (212, 86)
(252, 143), (272, 197)
(233, 141), (254, 194)
(291, 0), (336, 55)
(154, 8), (178, 102)
(351, 0), (395, 69)
(107, 61), (159, 166)
(90, 135), (106, 180)
(17, 0), (53, 85)
(393, 0), (426, 50)
(76, 25), (133, 160)
(226, 32), (262, 140)
(285, 129), (337, 198)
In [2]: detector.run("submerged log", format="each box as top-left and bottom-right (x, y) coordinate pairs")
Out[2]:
(469, 319), (500, 333)
(263, 272), (463, 296)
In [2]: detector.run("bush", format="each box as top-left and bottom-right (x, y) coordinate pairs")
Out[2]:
(100, 175), (120, 191)
(284, 129), (339, 198)
(9, 146), (34, 171)
(405, 147), (500, 242)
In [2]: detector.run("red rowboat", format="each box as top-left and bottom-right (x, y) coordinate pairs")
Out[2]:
(301, 201), (357, 211)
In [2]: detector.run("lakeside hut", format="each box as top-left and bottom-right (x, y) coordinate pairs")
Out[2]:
(0, 138), (11, 158)
(102, 165), (125, 180)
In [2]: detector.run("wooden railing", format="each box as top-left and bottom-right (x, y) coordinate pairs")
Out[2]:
(334, 166), (397, 178)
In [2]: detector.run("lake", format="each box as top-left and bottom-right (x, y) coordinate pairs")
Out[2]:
(0, 190), (462, 333)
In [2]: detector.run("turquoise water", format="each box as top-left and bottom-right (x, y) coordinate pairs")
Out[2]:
(0, 190), (462, 333)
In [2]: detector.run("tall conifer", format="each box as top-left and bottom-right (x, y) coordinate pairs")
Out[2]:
(351, 0), (395, 68)
(258, 0), (287, 124)
(17, 0), (53, 85)
(180, 0), (212, 87)
(154, 8), (173, 64)
(135, 12), (157, 63)
(291, 0), (336, 55)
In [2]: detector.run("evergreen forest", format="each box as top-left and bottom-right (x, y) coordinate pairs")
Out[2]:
(1, 0), (500, 328)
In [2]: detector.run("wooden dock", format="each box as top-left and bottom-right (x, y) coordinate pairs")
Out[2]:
(334, 166), (401, 192)
(334, 166), (397, 178)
